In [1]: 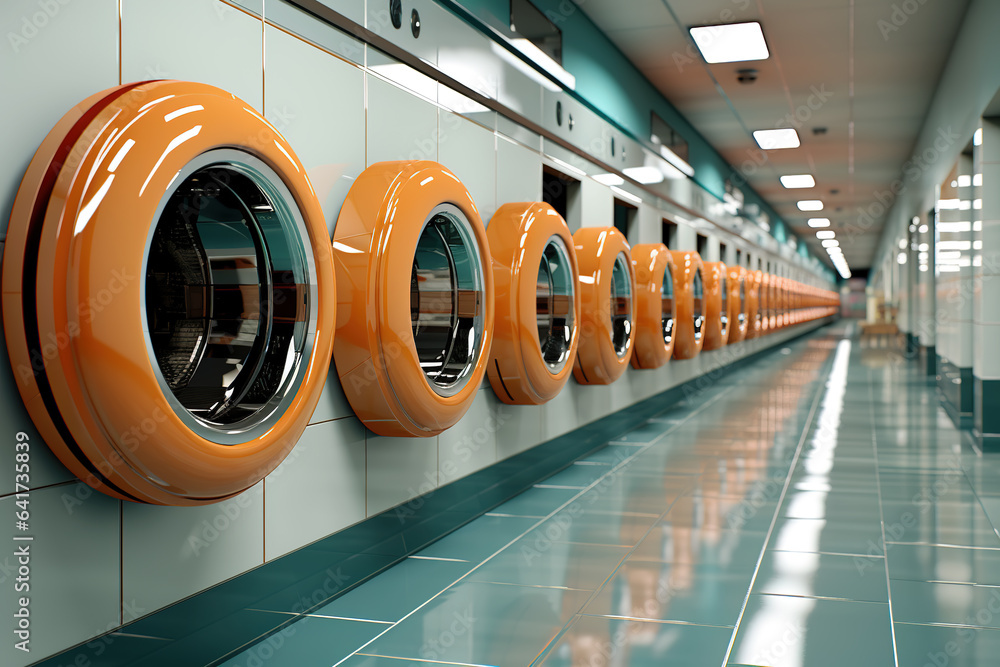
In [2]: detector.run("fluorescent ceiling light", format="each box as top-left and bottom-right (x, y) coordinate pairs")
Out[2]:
(623, 166), (665, 184)
(689, 22), (769, 64)
(797, 200), (824, 211)
(822, 239), (840, 248)
(807, 218), (830, 228)
(816, 230), (836, 239)
(594, 173), (624, 186)
(753, 128), (800, 150)
(780, 174), (816, 189)
(656, 145), (695, 177)
(507, 39), (577, 90)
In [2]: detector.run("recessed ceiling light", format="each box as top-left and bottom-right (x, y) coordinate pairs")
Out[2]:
(822, 239), (840, 248)
(753, 128), (800, 150)
(827, 248), (843, 256)
(807, 218), (831, 228)
(816, 230), (836, 239)
(689, 22), (770, 64)
(780, 174), (816, 189)
(797, 200), (824, 211)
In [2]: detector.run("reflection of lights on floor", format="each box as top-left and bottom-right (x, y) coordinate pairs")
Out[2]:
(733, 340), (851, 667)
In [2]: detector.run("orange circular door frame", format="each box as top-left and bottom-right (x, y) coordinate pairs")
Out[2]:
(726, 265), (748, 343)
(702, 261), (729, 351)
(1, 81), (336, 505)
(487, 202), (581, 404)
(332, 160), (495, 437)
(669, 250), (705, 360)
(630, 243), (677, 370)
(744, 269), (761, 340)
(757, 272), (771, 335)
(572, 227), (636, 384)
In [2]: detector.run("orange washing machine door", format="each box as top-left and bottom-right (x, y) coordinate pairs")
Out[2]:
(629, 243), (676, 370)
(758, 272), (771, 335)
(744, 270), (761, 340)
(727, 265), (748, 343)
(702, 261), (729, 351)
(776, 276), (788, 329)
(1, 81), (336, 505)
(487, 202), (580, 405)
(669, 250), (705, 360)
(332, 161), (494, 437)
(572, 227), (636, 384)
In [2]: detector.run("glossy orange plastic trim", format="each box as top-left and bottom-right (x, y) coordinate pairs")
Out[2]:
(669, 250), (705, 360)
(630, 243), (676, 370)
(702, 261), (729, 351)
(726, 265), (748, 343)
(487, 202), (580, 404)
(745, 270), (763, 339)
(1, 81), (336, 505)
(758, 272), (772, 335)
(572, 227), (635, 384)
(333, 160), (495, 436)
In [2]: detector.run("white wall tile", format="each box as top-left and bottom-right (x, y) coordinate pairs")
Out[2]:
(0, 265), (74, 493)
(122, 482), (265, 619)
(571, 177), (614, 229)
(495, 135), (541, 208)
(0, 485), (120, 667)
(266, 0), (365, 64)
(122, 0), (263, 111)
(438, 390), (496, 485)
(366, 74), (439, 164)
(975, 323), (1000, 379)
(265, 25), (366, 237)
(366, 433), (439, 516)
(439, 111), (497, 224)
(490, 392), (545, 460)
(0, 0), (119, 237)
(264, 418), (367, 560)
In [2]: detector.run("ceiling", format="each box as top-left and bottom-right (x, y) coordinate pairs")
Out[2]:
(577, 0), (971, 271)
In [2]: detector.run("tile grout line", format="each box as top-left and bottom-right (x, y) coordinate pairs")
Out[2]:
(719, 332), (841, 666)
(526, 339), (829, 666)
(330, 377), (745, 666)
(870, 361), (900, 667)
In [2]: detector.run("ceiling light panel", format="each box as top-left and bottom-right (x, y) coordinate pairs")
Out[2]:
(780, 174), (816, 189)
(690, 22), (770, 64)
(753, 128), (800, 150)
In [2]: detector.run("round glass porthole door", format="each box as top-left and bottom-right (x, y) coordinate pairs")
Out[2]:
(662, 263), (675, 346)
(537, 237), (576, 371)
(411, 205), (486, 397)
(692, 266), (704, 341)
(573, 227), (635, 384)
(630, 243), (676, 370)
(668, 249), (705, 360)
(488, 202), (580, 405)
(610, 252), (634, 358)
(145, 152), (317, 441)
(333, 161), (494, 436)
(719, 275), (729, 336)
(739, 279), (747, 328)
(1, 81), (336, 505)
(702, 261), (729, 351)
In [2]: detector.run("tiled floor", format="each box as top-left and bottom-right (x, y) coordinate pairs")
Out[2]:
(219, 322), (1000, 666)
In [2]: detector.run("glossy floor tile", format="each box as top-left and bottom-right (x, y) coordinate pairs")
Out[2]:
(212, 323), (1000, 666)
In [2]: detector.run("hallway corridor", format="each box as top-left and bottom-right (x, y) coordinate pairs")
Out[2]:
(220, 323), (1000, 667)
